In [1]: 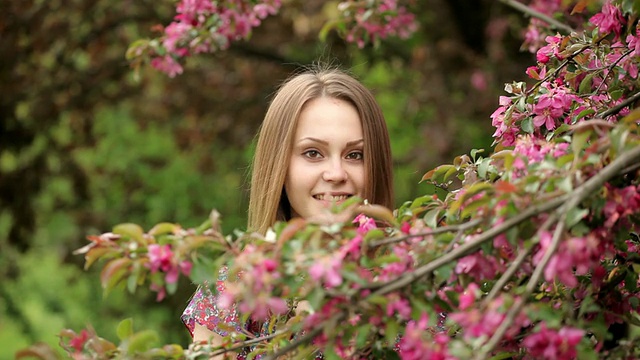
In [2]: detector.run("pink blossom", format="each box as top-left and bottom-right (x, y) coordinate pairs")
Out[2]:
(240, 295), (288, 321)
(378, 246), (413, 281)
(309, 256), (343, 287)
(590, 1), (626, 39)
(353, 213), (377, 234)
(163, 22), (192, 53)
(69, 329), (90, 353)
(147, 244), (174, 273)
(536, 34), (564, 64)
(342, 0), (418, 48)
(338, 234), (363, 260)
(150, 55), (184, 78)
(397, 313), (453, 360)
(459, 283), (480, 310)
(627, 29), (640, 57)
(603, 184), (640, 228)
(470, 70), (488, 91)
(386, 296), (412, 320)
(523, 323), (584, 360)
(531, 83), (579, 131)
(533, 230), (600, 288)
(513, 136), (569, 164)
(450, 296), (529, 341)
(455, 251), (499, 280)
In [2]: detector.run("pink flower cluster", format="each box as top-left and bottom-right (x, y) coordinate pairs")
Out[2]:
(512, 135), (569, 169)
(219, 245), (288, 321)
(340, 0), (418, 48)
(309, 214), (379, 288)
(397, 313), (453, 360)
(152, 0), (281, 77)
(491, 96), (521, 146)
(533, 230), (600, 288)
(522, 0), (563, 53)
(531, 83), (580, 131)
(590, 0), (626, 39)
(449, 293), (530, 341)
(522, 323), (584, 360)
(603, 184), (640, 228)
(146, 244), (192, 300)
(536, 34), (564, 64)
(491, 2), (639, 145)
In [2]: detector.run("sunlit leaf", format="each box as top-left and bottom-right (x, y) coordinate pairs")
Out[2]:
(117, 318), (134, 341)
(113, 223), (145, 244)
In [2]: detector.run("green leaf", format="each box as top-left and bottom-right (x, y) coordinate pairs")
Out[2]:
(355, 324), (372, 348)
(364, 228), (385, 242)
(307, 286), (325, 310)
(490, 352), (518, 360)
(578, 72), (595, 94)
(574, 108), (595, 122)
(565, 207), (588, 228)
(521, 117), (534, 134)
(100, 258), (131, 292)
(113, 223), (145, 244)
(461, 196), (491, 219)
(127, 330), (159, 353)
(385, 319), (399, 345)
(322, 347), (341, 360)
(148, 222), (179, 236)
(127, 262), (140, 294)
(576, 339), (598, 360)
(470, 148), (484, 161)
(477, 158), (491, 179)
(84, 247), (116, 270)
(117, 318), (134, 341)
(423, 208), (441, 228)
(166, 278), (178, 295)
(571, 129), (592, 156)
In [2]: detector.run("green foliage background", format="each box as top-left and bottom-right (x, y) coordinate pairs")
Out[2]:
(0, 0), (532, 357)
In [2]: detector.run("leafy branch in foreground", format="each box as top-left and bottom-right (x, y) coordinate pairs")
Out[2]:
(17, 1), (640, 359)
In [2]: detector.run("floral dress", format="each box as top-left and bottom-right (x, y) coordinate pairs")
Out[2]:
(181, 268), (267, 359)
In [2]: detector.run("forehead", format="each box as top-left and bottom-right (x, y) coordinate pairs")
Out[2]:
(294, 97), (363, 138)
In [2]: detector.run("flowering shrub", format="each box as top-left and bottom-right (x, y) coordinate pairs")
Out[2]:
(18, 1), (640, 359)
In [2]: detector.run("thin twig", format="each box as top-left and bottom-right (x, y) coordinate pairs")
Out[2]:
(262, 315), (341, 360)
(368, 218), (483, 248)
(483, 245), (532, 306)
(475, 214), (567, 360)
(368, 195), (569, 296)
(598, 91), (640, 118)
(475, 146), (640, 358)
(497, 0), (574, 34)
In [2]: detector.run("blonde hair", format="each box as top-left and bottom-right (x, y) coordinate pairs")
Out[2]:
(248, 68), (394, 234)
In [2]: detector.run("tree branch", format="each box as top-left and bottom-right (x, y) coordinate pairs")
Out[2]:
(368, 218), (483, 248)
(476, 145), (640, 357)
(497, 0), (574, 34)
(368, 195), (569, 296)
(598, 91), (640, 119)
(262, 315), (341, 360)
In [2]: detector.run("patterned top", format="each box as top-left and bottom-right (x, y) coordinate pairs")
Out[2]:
(181, 268), (263, 359)
(181, 268), (323, 359)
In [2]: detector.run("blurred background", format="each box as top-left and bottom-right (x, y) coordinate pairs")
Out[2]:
(1, 0), (535, 356)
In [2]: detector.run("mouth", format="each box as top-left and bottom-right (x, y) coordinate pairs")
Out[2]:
(313, 194), (352, 202)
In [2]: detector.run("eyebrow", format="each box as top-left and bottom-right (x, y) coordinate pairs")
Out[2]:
(298, 137), (364, 147)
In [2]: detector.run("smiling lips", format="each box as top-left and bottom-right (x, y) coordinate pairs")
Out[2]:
(313, 193), (352, 202)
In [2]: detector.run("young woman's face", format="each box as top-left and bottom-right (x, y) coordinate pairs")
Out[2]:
(285, 97), (365, 220)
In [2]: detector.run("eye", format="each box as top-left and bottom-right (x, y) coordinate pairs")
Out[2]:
(346, 151), (364, 161)
(303, 149), (322, 159)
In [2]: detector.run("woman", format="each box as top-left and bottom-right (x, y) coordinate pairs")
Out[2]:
(181, 66), (395, 358)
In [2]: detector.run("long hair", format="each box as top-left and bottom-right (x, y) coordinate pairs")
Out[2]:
(247, 68), (394, 234)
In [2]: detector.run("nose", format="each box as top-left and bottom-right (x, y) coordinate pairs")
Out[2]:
(322, 159), (348, 183)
